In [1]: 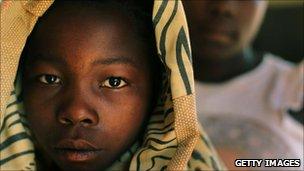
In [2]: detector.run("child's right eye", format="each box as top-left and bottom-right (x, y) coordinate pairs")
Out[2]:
(37, 74), (62, 85)
(100, 77), (128, 89)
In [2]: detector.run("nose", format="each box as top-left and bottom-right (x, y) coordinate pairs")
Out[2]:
(209, 1), (237, 17)
(57, 93), (99, 127)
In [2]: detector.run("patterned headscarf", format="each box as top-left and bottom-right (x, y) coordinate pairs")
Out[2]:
(0, 1), (225, 170)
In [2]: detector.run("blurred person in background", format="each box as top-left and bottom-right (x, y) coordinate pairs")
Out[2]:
(183, 1), (303, 170)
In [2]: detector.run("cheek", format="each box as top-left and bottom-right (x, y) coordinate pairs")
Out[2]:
(102, 91), (149, 136)
(184, 2), (207, 21)
(100, 86), (151, 149)
(238, 3), (266, 43)
(23, 88), (57, 142)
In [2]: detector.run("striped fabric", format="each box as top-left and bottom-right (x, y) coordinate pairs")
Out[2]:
(0, 0), (225, 170)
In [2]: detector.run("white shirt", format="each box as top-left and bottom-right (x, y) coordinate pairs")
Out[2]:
(195, 54), (303, 170)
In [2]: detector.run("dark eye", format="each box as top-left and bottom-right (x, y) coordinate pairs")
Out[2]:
(37, 74), (61, 85)
(101, 77), (127, 89)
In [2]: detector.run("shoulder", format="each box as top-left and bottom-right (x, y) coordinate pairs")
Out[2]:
(267, 53), (303, 112)
(263, 53), (295, 71)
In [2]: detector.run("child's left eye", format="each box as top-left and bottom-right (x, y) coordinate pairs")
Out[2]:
(101, 77), (127, 89)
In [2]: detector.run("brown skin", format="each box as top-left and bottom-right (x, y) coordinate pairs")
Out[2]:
(22, 3), (154, 171)
(183, 0), (268, 82)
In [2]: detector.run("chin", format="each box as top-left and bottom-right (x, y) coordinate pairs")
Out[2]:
(198, 43), (240, 59)
(56, 162), (105, 171)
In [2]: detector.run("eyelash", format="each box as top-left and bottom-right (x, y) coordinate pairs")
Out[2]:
(36, 74), (128, 89)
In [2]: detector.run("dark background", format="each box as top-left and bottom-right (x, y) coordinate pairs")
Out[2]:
(253, 4), (303, 63)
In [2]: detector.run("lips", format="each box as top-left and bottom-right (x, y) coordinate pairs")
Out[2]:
(54, 139), (102, 162)
(194, 18), (238, 45)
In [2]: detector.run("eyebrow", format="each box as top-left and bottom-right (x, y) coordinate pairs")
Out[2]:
(92, 56), (138, 68)
(27, 54), (66, 67)
(27, 54), (139, 68)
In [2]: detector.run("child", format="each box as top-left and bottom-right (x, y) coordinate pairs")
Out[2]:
(21, 1), (160, 170)
(183, 1), (303, 170)
(1, 1), (224, 170)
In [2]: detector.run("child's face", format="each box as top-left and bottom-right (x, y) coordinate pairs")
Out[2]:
(22, 6), (153, 171)
(183, 0), (267, 59)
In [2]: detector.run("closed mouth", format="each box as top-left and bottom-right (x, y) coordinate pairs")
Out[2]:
(54, 139), (102, 162)
(198, 26), (237, 46)
(55, 148), (101, 152)
(195, 19), (237, 44)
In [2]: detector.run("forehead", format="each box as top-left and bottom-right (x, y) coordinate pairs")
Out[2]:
(32, 2), (135, 43)
(183, 0), (267, 11)
(26, 2), (151, 68)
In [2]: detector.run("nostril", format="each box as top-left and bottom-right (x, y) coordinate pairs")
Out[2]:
(81, 118), (93, 126)
(59, 117), (73, 125)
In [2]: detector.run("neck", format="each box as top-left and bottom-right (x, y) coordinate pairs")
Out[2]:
(194, 48), (263, 83)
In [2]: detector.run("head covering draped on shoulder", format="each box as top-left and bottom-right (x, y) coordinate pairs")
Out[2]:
(0, 1), (225, 170)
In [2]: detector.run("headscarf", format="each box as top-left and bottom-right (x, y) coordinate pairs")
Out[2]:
(0, 1), (225, 170)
